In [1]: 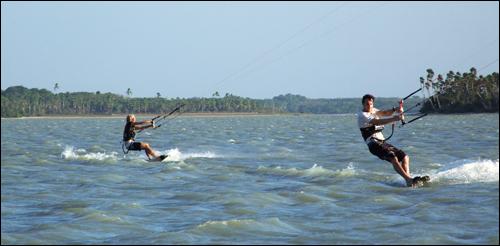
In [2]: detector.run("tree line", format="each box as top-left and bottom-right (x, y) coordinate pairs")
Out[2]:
(420, 68), (499, 113)
(1, 86), (417, 117)
(1, 69), (498, 117)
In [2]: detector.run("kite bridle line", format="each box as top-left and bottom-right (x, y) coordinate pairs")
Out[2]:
(383, 88), (436, 141)
(136, 103), (186, 134)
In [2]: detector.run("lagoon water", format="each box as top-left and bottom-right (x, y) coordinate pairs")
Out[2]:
(1, 114), (499, 244)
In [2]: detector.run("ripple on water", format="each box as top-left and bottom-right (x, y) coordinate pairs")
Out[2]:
(192, 217), (300, 239)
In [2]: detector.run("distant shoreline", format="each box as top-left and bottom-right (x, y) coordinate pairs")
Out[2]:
(1, 112), (315, 119)
(2, 112), (497, 120)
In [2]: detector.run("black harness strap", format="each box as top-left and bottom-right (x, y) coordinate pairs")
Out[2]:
(121, 141), (130, 154)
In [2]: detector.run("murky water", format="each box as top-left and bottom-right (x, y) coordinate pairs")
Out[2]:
(2, 114), (498, 244)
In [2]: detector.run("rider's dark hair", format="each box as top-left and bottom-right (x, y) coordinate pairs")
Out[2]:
(362, 94), (375, 104)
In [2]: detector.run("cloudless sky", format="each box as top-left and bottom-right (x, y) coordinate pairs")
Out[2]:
(2, 1), (499, 99)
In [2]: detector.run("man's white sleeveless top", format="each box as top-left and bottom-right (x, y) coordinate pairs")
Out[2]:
(357, 108), (385, 144)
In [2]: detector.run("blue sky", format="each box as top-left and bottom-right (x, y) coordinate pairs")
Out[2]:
(1, 1), (498, 99)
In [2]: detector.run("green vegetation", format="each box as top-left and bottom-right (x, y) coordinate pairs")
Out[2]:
(420, 68), (499, 113)
(2, 69), (497, 117)
(1, 86), (413, 117)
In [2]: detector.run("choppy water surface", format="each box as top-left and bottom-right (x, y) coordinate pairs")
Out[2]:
(1, 114), (498, 244)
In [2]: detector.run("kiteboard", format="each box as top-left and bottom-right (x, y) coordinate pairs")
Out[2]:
(412, 175), (430, 187)
(147, 154), (168, 162)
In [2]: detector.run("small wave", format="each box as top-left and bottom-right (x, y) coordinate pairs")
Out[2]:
(194, 217), (299, 236)
(97, 173), (128, 183)
(257, 163), (356, 178)
(81, 211), (129, 224)
(61, 146), (118, 163)
(432, 159), (499, 184)
(160, 148), (220, 162)
(294, 191), (322, 203)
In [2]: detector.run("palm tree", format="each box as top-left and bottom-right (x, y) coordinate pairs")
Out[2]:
(425, 69), (438, 111)
(433, 74), (443, 109)
(126, 88), (132, 97)
(212, 91), (220, 97)
(419, 77), (425, 96)
(469, 67), (478, 102)
(425, 69), (434, 93)
(156, 92), (161, 98)
(54, 83), (59, 92)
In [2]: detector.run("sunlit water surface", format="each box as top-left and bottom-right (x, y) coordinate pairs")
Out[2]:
(1, 114), (498, 244)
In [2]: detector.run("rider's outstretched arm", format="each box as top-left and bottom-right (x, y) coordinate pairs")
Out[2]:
(371, 115), (401, 126)
(134, 120), (154, 130)
(376, 107), (397, 117)
(136, 120), (153, 125)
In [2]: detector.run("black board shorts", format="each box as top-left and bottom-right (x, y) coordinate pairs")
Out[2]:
(125, 141), (142, 151)
(367, 139), (406, 162)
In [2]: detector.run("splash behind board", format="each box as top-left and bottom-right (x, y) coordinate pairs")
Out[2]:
(147, 155), (168, 162)
(413, 175), (431, 187)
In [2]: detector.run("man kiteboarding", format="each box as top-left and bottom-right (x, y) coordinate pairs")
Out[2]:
(357, 94), (428, 187)
(122, 114), (167, 161)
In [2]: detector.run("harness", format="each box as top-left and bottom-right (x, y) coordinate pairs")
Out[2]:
(121, 122), (136, 154)
(360, 125), (384, 141)
(360, 124), (395, 144)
